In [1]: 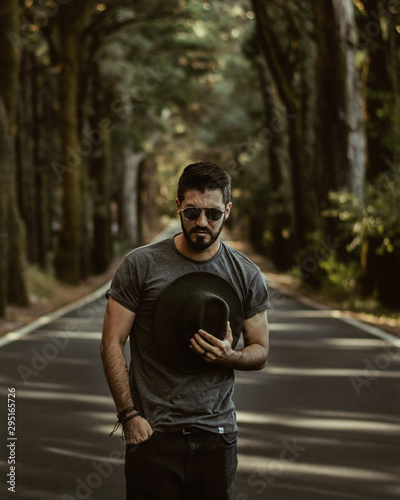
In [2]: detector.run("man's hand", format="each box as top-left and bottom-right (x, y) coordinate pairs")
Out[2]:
(190, 310), (269, 371)
(189, 321), (235, 367)
(123, 415), (153, 445)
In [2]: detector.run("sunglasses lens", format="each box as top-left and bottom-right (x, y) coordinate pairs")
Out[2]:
(182, 208), (201, 220)
(206, 209), (224, 221)
(181, 208), (224, 221)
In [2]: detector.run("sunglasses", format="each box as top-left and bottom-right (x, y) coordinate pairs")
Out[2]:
(180, 207), (225, 221)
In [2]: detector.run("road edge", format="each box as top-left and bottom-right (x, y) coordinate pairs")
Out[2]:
(1, 257), (399, 351)
(0, 281), (110, 349)
(265, 274), (400, 349)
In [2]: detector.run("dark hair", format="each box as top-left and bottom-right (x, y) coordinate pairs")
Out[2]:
(177, 161), (231, 205)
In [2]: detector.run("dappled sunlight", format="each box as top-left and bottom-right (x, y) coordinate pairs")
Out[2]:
(50, 331), (102, 340)
(236, 410), (400, 435)
(299, 408), (400, 423)
(41, 437), (100, 449)
(11, 381), (72, 391)
(37, 356), (98, 366)
(17, 331), (102, 341)
(236, 365), (400, 379)
(263, 365), (400, 378)
(43, 446), (124, 465)
(11, 389), (112, 405)
(78, 411), (117, 421)
(235, 372), (272, 385)
(270, 323), (319, 331)
(91, 424), (119, 436)
(270, 310), (341, 318)
(238, 428), (395, 450)
(237, 454), (397, 482)
(270, 337), (398, 349)
(43, 317), (105, 325)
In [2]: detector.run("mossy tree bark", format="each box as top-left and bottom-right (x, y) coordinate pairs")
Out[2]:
(0, 0), (29, 315)
(16, 49), (37, 264)
(315, 0), (366, 205)
(86, 53), (113, 274)
(251, 0), (310, 252)
(361, 0), (400, 180)
(54, 4), (84, 284)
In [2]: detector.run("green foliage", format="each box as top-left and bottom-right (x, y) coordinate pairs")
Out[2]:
(318, 253), (360, 300)
(321, 166), (400, 309)
(326, 167), (400, 255)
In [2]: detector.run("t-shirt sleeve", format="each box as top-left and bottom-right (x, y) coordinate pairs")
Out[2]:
(105, 256), (142, 313)
(244, 270), (271, 319)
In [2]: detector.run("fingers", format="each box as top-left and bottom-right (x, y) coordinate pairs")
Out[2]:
(189, 331), (214, 362)
(124, 417), (153, 445)
(190, 323), (234, 364)
(190, 333), (212, 358)
(189, 328), (225, 356)
(197, 329), (216, 344)
(225, 321), (233, 341)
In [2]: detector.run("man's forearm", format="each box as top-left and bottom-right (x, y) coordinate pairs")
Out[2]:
(101, 341), (134, 413)
(226, 343), (268, 371)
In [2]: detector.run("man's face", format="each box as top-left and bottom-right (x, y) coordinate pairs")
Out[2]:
(176, 189), (232, 251)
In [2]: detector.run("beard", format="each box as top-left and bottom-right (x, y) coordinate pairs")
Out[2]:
(180, 215), (225, 251)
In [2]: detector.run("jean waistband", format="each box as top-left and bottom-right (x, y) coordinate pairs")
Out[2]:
(177, 427), (207, 435)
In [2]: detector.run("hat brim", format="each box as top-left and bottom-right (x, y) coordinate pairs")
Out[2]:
(154, 272), (244, 374)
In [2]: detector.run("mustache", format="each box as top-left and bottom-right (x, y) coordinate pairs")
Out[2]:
(189, 227), (212, 235)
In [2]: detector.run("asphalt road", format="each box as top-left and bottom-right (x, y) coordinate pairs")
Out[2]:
(0, 276), (399, 500)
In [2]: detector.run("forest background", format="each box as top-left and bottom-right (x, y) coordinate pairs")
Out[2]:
(0, 0), (400, 328)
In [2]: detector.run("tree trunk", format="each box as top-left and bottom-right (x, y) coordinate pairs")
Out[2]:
(54, 21), (82, 283)
(315, 0), (366, 204)
(87, 57), (113, 274)
(120, 149), (146, 247)
(16, 49), (38, 263)
(362, 0), (400, 180)
(32, 64), (53, 271)
(251, 0), (308, 251)
(0, 0), (29, 315)
(139, 155), (165, 243)
(252, 47), (293, 268)
(89, 126), (113, 273)
(0, 100), (12, 316)
(0, 99), (29, 311)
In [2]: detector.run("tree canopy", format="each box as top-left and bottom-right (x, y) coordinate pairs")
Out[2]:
(1, 0), (400, 315)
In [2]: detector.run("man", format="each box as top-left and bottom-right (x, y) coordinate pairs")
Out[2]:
(101, 161), (270, 500)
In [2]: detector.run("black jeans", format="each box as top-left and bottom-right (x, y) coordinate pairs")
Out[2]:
(125, 429), (238, 500)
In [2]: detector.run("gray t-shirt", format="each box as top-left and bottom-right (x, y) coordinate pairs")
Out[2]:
(106, 234), (270, 434)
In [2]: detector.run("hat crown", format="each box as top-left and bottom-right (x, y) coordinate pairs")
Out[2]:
(177, 292), (229, 344)
(155, 271), (243, 373)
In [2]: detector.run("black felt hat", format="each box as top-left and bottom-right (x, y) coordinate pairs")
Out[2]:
(154, 272), (244, 374)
